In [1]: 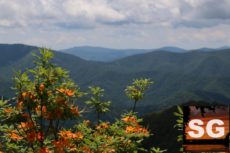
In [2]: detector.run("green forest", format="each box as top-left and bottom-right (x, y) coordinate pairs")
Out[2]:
(0, 44), (230, 152)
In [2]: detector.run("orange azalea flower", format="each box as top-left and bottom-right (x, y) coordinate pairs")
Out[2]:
(42, 106), (47, 113)
(21, 113), (30, 118)
(70, 105), (80, 116)
(53, 140), (64, 148)
(39, 147), (51, 153)
(39, 83), (45, 91)
(16, 101), (23, 110)
(73, 132), (83, 140)
(26, 131), (36, 142)
(96, 122), (110, 130)
(136, 127), (149, 135)
(125, 126), (136, 133)
(80, 146), (91, 153)
(57, 88), (65, 94)
(4, 108), (13, 113)
(35, 106), (40, 114)
(10, 133), (23, 140)
(59, 130), (83, 140)
(102, 148), (116, 153)
(59, 130), (74, 138)
(22, 92), (28, 99)
(9, 130), (23, 140)
(121, 116), (137, 123)
(20, 121), (34, 128)
(57, 88), (75, 97)
(125, 125), (149, 135)
(59, 130), (70, 138)
(18, 122), (26, 129)
(36, 106), (47, 114)
(37, 131), (44, 141)
(54, 139), (70, 147)
(22, 92), (35, 100)
(65, 89), (74, 96)
(53, 140), (67, 153)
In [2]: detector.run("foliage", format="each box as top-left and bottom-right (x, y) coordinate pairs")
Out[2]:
(174, 106), (184, 152)
(125, 78), (153, 112)
(150, 147), (167, 153)
(1, 44), (230, 117)
(0, 48), (165, 153)
(85, 86), (111, 124)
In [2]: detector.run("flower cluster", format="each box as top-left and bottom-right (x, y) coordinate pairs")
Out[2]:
(0, 49), (164, 153)
(122, 115), (149, 136)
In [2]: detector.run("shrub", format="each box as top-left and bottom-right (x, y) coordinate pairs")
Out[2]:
(0, 48), (165, 153)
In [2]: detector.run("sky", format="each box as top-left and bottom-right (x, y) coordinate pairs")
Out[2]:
(0, 0), (230, 50)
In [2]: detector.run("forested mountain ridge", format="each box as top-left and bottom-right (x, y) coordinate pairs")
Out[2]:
(0, 44), (230, 116)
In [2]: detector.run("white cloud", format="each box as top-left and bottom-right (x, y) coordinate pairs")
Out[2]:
(0, 0), (230, 49)
(63, 0), (125, 23)
(0, 0), (181, 28)
(1, 0), (229, 29)
(0, 0), (127, 29)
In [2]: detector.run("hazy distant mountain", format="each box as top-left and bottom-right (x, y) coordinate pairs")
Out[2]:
(194, 46), (230, 52)
(217, 46), (230, 50)
(60, 46), (151, 62)
(156, 46), (186, 53)
(59, 46), (190, 62)
(60, 45), (230, 62)
(1, 44), (230, 118)
(194, 48), (216, 52)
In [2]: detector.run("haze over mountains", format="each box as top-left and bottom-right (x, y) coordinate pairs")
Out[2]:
(0, 44), (230, 117)
(60, 45), (230, 62)
(60, 46), (187, 61)
(60, 46), (150, 62)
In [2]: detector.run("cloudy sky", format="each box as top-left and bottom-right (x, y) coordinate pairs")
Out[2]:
(0, 0), (230, 50)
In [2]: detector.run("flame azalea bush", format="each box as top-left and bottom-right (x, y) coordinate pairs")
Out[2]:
(0, 48), (166, 153)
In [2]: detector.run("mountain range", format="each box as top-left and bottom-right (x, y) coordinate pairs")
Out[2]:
(60, 46), (187, 62)
(60, 45), (230, 62)
(60, 46), (150, 62)
(0, 44), (230, 118)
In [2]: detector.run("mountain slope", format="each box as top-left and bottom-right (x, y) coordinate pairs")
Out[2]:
(105, 50), (230, 108)
(0, 44), (103, 97)
(60, 46), (189, 62)
(60, 46), (151, 62)
(0, 44), (37, 67)
(0, 44), (230, 116)
(156, 46), (186, 53)
(60, 46), (230, 62)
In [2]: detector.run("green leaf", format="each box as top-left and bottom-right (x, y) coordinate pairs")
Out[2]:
(177, 106), (183, 114)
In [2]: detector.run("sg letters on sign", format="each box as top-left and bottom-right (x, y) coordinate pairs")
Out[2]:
(183, 106), (229, 152)
(188, 119), (225, 138)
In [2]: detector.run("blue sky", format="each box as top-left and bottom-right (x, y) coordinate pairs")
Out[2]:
(0, 0), (230, 50)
